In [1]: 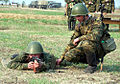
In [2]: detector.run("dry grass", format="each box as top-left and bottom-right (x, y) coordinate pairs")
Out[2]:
(0, 13), (66, 20)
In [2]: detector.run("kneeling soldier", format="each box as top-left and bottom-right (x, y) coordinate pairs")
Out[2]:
(56, 3), (115, 73)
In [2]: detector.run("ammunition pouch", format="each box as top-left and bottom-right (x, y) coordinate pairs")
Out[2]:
(101, 37), (116, 53)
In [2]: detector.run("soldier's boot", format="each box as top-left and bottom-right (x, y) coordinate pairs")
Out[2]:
(84, 52), (97, 73)
(84, 65), (97, 74)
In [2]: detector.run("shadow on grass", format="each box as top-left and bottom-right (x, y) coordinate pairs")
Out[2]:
(57, 64), (120, 73)
(98, 64), (120, 72)
(0, 27), (9, 30)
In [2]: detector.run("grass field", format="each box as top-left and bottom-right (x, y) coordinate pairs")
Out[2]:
(0, 8), (120, 84)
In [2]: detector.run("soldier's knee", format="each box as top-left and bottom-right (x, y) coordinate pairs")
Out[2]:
(79, 40), (91, 47)
(64, 52), (73, 62)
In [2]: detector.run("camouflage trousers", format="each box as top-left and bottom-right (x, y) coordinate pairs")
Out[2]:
(64, 40), (98, 66)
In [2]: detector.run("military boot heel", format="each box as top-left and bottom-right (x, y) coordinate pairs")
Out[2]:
(84, 66), (97, 74)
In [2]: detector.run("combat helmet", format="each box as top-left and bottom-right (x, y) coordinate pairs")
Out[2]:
(71, 3), (89, 16)
(26, 41), (43, 54)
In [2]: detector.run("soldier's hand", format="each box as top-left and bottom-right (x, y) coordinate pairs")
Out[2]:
(28, 61), (42, 69)
(28, 61), (34, 69)
(56, 59), (62, 65)
(73, 38), (80, 46)
(33, 60), (40, 68)
(89, 1), (92, 4)
(103, 13), (107, 16)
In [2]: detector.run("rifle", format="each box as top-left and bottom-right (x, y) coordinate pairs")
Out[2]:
(60, 42), (79, 62)
(99, 1), (105, 71)
(30, 57), (42, 73)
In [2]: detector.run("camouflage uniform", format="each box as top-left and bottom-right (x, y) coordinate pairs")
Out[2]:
(83, 0), (97, 12)
(7, 52), (56, 72)
(96, 0), (115, 13)
(96, 0), (115, 30)
(65, 0), (83, 30)
(61, 16), (108, 67)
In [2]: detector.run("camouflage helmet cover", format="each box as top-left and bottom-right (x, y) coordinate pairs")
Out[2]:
(26, 41), (43, 54)
(71, 3), (89, 16)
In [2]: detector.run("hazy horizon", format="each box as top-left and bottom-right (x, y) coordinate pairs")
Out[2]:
(0, 0), (120, 8)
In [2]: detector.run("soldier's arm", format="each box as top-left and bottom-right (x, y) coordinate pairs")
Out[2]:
(67, 25), (81, 49)
(60, 26), (81, 60)
(78, 20), (104, 42)
(7, 52), (28, 70)
(38, 54), (56, 72)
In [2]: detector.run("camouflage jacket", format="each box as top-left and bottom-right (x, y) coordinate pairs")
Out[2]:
(65, 0), (83, 4)
(7, 52), (56, 72)
(63, 16), (108, 58)
(96, 0), (115, 13)
(83, 0), (97, 12)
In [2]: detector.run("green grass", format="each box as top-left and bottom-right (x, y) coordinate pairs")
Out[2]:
(0, 18), (72, 57)
(0, 8), (64, 15)
(109, 32), (120, 39)
(0, 18), (67, 26)
(0, 9), (120, 83)
(29, 78), (59, 84)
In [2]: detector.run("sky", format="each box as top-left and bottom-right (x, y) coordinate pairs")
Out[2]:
(4, 0), (120, 8)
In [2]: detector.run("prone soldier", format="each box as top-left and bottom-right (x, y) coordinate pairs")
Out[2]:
(7, 41), (56, 73)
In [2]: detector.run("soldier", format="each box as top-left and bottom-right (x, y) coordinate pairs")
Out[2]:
(56, 3), (114, 73)
(7, 41), (56, 73)
(96, 0), (115, 31)
(83, 0), (97, 12)
(65, 0), (83, 30)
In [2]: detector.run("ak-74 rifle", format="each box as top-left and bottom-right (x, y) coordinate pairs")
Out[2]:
(30, 57), (42, 73)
